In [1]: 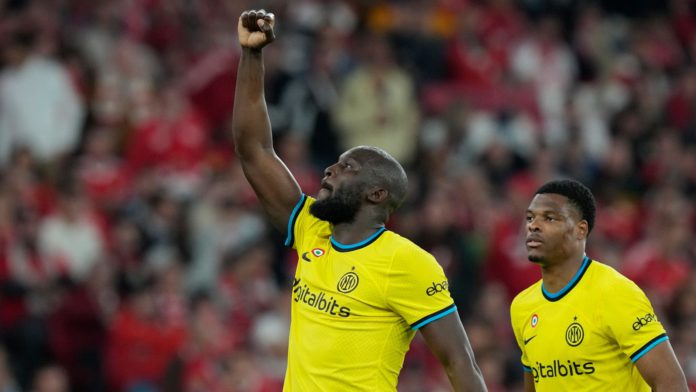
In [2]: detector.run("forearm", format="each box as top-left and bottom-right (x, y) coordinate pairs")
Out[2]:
(444, 353), (487, 392)
(232, 48), (274, 159)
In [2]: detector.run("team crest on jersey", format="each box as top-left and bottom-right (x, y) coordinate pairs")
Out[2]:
(531, 314), (539, 328)
(312, 248), (325, 257)
(337, 267), (359, 293)
(566, 316), (584, 347)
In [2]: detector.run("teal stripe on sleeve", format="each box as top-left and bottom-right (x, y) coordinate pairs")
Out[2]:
(284, 194), (306, 247)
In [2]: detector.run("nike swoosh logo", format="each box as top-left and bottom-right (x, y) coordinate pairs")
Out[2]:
(301, 252), (311, 262)
(524, 335), (537, 345)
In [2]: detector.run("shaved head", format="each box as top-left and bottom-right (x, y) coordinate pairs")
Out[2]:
(347, 146), (408, 214)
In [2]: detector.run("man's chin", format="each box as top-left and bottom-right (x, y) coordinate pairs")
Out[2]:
(527, 253), (544, 264)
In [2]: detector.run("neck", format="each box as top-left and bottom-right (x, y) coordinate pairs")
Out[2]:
(332, 217), (385, 245)
(540, 252), (587, 294)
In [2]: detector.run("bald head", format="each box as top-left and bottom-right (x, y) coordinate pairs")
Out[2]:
(346, 146), (408, 214)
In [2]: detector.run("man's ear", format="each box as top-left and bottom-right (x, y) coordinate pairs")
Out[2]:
(367, 187), (388, 204)
(576, 220), (589, 240)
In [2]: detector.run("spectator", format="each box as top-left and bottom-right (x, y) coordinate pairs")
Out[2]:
(105, 279), (185, 392)
(37, 181), (104, 283)
(125, 84), (211, 199)
(0, 30), (85, 165)
(333, 33), (420, 164)
(30, 364), (68, 392)
(510, 14), (577, 148)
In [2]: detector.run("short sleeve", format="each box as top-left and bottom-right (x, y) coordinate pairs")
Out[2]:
(284, 195), (331, 250)
(385, 244), (456, 330)
(284, 194), (308, 249)
(602, 277), (668, 363)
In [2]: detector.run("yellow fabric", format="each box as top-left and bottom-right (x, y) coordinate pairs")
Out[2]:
(510, 258), (668, 391)
(283, 195), (455, 391)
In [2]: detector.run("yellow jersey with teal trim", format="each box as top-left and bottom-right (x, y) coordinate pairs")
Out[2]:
(510, 256), (668, 391)
(282, 195), (456, 391)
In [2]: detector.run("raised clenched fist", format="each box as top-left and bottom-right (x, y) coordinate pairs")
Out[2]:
(237, 9), (276, 50)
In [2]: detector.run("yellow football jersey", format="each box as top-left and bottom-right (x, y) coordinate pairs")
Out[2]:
(282, 195), (456, 391)
(510, 256), (668, 391)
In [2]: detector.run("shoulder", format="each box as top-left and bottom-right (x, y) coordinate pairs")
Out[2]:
(388, 232), (436, 262)
(510, 281), (541, 331)
(511, 280), (542, 312)
(588, 259), (641, 294)
(381, 232), (447, 278)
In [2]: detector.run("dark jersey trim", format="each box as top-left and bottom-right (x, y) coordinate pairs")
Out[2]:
(522, 365), (532, 373)
(410, 304), (457, 330)
(630, 333), (668, 363)
(330, 227), (386, 252)
(284, 194), (307, 247)
(542, 256), (592, 302)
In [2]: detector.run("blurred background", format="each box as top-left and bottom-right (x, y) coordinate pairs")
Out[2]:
(0, 0), (695, 391)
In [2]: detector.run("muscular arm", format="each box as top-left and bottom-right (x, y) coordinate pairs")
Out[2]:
(634, 340), (688, 391)
(233, 11), (302, 232)
(420, 312), (487, 392)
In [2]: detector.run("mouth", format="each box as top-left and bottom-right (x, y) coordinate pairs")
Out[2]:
(321, 181), (333, 192)
(317, 182), (333, 199)
(526, 238), (543, 248)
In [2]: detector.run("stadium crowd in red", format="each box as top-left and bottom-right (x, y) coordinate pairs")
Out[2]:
(0, 0), (695, 391)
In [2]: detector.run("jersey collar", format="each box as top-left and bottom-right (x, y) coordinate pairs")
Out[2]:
(541, 255), (592, 302)
(331, 227), (386, 252)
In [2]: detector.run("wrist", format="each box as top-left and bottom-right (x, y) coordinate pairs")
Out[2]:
(242, 46), (263, 55)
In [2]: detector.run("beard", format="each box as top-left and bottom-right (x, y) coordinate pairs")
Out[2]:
(310, 184), (363, 224)
(528, 254), (544, 264)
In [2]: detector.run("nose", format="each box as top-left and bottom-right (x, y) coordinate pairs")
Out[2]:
(527, 217), (540, 232)
(324, 163), (337, 178)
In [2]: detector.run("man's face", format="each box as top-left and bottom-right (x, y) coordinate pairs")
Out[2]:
(310, 150), (370, 224)
(525, 193), (583, 265)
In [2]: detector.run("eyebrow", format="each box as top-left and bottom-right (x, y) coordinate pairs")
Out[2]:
(343, 156), (361, 166)
(526, 209), (562, 215)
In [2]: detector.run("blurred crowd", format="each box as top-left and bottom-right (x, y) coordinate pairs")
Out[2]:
(0, 0), (695, 391)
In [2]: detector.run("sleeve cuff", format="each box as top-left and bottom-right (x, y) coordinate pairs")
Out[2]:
(630, 333), (668, 363)
(410, 304), (457, 330)
(284, 194), (306, 247)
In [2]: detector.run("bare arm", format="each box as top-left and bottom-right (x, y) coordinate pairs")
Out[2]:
(523, 371), (536, 392)
(233, 10), (302, 232)
(420, 312), (487, 392)
(634, 340), (688, 391)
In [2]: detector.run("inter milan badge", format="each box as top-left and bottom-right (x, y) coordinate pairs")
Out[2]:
(337, 267), (359, 293)
(565, 316), (584, 347)
(530, 314), (539, 328)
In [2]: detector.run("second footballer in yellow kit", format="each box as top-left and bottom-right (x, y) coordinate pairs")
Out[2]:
(511, 256), (668, 391)
(284, 195), (456, 390)
(511, 179), (687, 391)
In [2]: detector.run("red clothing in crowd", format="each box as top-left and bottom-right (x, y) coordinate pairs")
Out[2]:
(49, 286), (107, 390)
(621, 241), (692, 304)
(125, 109), (209, 175)
(76, 157), (132, 209)
(484, 215), (541, 301)
(105, 306), (185, 391)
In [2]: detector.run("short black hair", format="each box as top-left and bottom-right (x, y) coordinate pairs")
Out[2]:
(536, 179), (596, 233)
